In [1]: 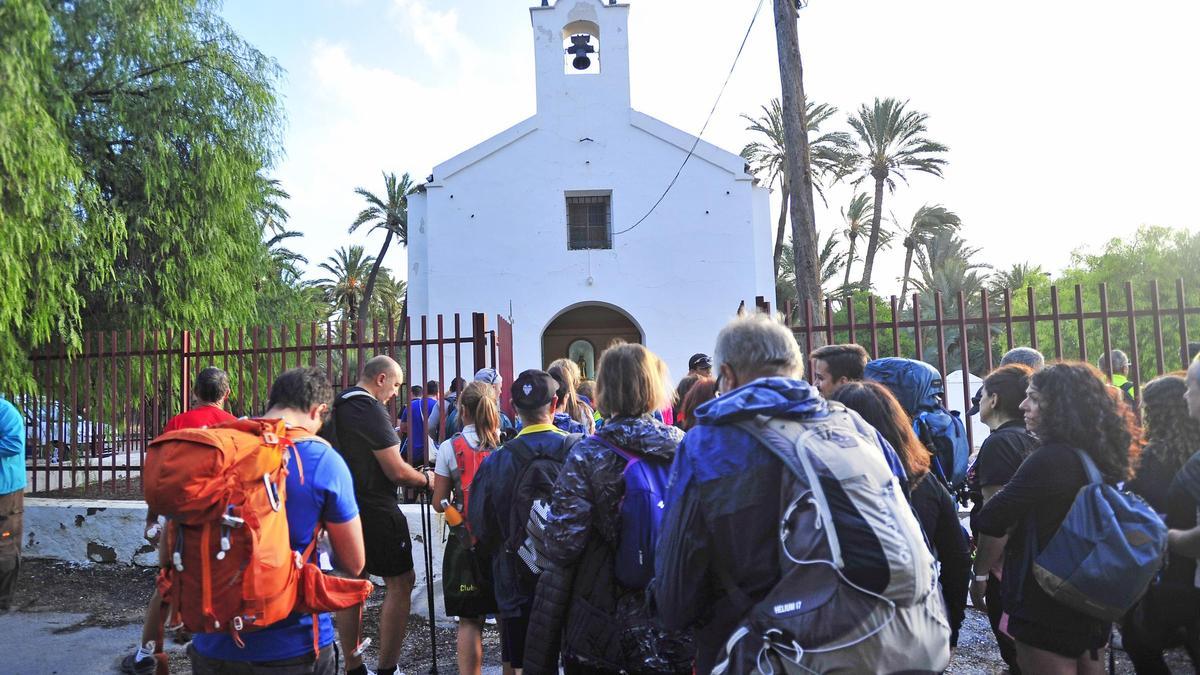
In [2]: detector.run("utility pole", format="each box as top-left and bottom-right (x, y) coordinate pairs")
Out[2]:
(773, 0), (821, 323)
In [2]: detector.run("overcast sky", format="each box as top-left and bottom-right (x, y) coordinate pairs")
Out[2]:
(221, 0), (1200, 296)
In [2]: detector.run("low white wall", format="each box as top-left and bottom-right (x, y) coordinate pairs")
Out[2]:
(21, 499), (454, 625)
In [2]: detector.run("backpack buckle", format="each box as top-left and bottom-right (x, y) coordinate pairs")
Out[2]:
(262, 431), (278, 445)
(232, 616), (244, 631)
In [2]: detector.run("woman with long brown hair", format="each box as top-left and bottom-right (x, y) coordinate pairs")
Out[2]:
(975, 362), (1142, 674)
(828, 380), (969, 649)
(548, 358), (595, 435)
(432, 381), (502, 675)
(1120, 373), (1200, 672)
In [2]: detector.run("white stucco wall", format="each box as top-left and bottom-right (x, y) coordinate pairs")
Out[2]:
(407, 0), (774, 378)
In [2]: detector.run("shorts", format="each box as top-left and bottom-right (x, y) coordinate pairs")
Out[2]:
(360, 504), (414, 578)
(0, 490), (23, 611)
(187, 643), (335, 674)
(1007, 614), (1110, 659)
(500, 613), (530, 668)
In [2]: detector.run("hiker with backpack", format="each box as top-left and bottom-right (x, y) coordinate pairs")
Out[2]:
(865, 357), (971, 494)
(148, 367), (371, 675)
(653, 314), (943, 674)
(963, 363), (1038, 674)
(468, 369), (583, 674)
(829, 381), (971, 650)
(443, 369), (516, 442)
(1100, 349), (1138, 407)
(809, 343), (869, 398)
(427, 376), (466, 446)
(547, 359), (596, 434)
(431, 380), (503, 675)
(974, 362), (1157, 674)
(123, 366), (237, 675)
(322, 356), (435, 675)
(524, 343), (694, 675)
(1120, 367), (1200, 673)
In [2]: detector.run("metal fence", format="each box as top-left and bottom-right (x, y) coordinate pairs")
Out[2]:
(10, 313), (513, 497)
(760, 279), (1200, 451)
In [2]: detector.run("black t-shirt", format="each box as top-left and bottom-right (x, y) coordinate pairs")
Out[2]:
(1163, 451), (1200, 587)
(323, 386), (402, 508)
(1126, 445), (1179, 515)
(974, 420), (1038, 489)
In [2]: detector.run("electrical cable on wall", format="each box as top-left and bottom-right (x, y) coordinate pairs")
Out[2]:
(613, 0), (767, 237)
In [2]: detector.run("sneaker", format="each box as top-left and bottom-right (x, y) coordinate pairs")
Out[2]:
(120, 654), (156, 675)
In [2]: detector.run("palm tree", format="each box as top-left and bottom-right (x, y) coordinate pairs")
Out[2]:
(911, 233), (992, 366)
(840, 192), (874, 289)
(316, 245), (375, 326)
(845, 98), (949, 290)
(777, 232), (849, 307)
(989, 262), (1048, 295)
(741, 98), (851, 274)
(370, 271), (407, 322)
(897, 205), (962, 309)
(349, 172), (415, 325)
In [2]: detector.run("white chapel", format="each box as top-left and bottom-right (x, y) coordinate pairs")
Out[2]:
(406, 0), (774, 379)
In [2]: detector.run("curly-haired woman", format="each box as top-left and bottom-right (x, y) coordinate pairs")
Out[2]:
(975, 362), (1142, 674)
(1125, 374), (1200, 514)
(1121, 371), (1200, 673)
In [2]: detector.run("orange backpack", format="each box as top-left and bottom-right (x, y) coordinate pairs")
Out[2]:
(144, 418), (371, 649)
(452, 433), (492, 517)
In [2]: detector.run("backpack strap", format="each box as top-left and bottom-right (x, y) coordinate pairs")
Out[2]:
(591, 434), (636, 463)
(734, 415), (844, 568)
(1072, 447), (1103, 486)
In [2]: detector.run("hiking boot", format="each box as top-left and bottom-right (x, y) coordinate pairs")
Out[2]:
(120, 653), (155, 675)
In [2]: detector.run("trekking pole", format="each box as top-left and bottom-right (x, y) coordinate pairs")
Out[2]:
(420, 489), (439, 674)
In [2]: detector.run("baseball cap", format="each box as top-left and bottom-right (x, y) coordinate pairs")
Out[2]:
(511, 369), (557, 410)
(689, 353), (713, 371)
(474, 367), (502, 385)
(967, 386), (983, 417)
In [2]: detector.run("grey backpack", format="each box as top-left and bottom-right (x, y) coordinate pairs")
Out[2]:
(712, 403), (950, 674)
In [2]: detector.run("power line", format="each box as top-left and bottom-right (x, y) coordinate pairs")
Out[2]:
(613, 0), (767, 237)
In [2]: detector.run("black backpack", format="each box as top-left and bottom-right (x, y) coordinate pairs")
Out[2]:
(503, 432), (582, 594)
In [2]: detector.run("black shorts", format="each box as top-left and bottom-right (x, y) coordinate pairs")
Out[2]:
(359, 503), (414, 578)
(1007, 614), (1110, 659)
(500, 614), (530, 668)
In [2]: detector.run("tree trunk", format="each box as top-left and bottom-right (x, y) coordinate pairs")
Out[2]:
(898, 240), (915, 311)
(772, 179), (790, 275)
(774, 0), (820, 323)
(843, 233), (857, 290)
(359, 228), (394, 323)
(859, 173), (887, 289)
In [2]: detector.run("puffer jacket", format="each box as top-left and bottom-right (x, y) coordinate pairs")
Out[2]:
(524, 416), (694, 675)
(651, 377), (907, 673)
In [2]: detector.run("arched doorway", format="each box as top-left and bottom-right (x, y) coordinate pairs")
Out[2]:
(541, 304), (642, 377)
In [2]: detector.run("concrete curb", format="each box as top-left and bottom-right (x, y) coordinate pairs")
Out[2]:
(21, 499), (454, 626)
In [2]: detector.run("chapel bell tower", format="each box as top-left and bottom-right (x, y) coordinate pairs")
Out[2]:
(530, 0), (631, 118)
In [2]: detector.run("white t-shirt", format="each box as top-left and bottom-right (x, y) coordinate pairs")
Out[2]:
(434, 424), (480, 478)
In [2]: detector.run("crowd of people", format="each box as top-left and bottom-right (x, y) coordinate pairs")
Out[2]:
(8, 314), (1200, 674)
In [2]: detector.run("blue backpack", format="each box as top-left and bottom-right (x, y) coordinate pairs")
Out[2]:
(595, 436), (671, 589)
(865, 357), (970, 490)
(1033, 448), (1166, 621)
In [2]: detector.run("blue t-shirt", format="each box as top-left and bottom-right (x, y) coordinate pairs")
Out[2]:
(401, 397), (438, 455)
(0, 397), (26, 494)
(193, 435), (359, 662)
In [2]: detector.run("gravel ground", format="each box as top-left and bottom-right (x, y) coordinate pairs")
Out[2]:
(9, 558), (1196, 673)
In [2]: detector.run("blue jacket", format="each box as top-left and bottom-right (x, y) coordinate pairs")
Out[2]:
(652, 377), (906, 673)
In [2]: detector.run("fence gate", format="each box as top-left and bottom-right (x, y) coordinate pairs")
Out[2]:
(10, 312), (509, 498)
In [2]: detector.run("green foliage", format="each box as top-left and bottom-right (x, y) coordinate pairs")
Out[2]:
(0, 0), (288, 391)
(351, 171), (415, 318)
(316, 245), (376, 325)
(0, 1), (123, 392)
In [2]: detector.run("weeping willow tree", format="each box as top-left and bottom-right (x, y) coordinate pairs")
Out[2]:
(0, 0), (286, 392)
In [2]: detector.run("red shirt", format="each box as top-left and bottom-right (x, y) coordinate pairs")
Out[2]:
(163, 405), (236, 432)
